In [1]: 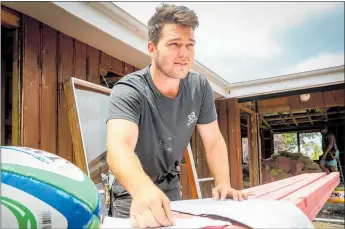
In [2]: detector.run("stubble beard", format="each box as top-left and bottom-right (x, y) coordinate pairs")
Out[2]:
(155, 52), (187, 80)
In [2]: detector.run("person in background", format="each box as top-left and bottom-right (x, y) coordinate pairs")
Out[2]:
(320, 125), (339, 174)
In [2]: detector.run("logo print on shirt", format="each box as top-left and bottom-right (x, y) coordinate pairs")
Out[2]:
(187, 112), (198, 127)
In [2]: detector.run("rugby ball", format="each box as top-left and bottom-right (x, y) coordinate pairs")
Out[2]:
(1, 146), (102, 229)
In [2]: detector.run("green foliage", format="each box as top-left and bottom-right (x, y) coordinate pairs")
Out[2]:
(283, 133), (297, 151)
(279, 132), (322, 158)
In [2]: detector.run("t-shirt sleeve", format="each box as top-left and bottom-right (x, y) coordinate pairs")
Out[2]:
(197, 76), (218, 124)
(106, 83), (142, 125)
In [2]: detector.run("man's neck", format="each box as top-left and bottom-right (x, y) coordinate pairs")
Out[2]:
(150, 65), (181, 99)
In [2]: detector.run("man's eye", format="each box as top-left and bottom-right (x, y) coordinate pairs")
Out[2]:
(170, 43), (178, 46)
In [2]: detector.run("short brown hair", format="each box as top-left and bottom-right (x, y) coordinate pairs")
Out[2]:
(148, 3), (199, 45)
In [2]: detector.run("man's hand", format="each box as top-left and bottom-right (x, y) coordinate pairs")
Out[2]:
(130, 184), (175, 228)
(212, 183), (248, 201)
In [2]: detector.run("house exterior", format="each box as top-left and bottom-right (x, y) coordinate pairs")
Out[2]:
(2, 2), (344, 199)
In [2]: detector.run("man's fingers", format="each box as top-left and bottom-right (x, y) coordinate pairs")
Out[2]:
(238, 191), (244, 201)
(130, 215), (138, 228)
(242, 191), (249, 200)
(150, 201), (171, 227)
(143, 209), (160, 228)
(220, 188), (227, 200)
(212, 187), (219, 200)
(136, 213), (147, 229)
(232, 190), (239, 201)
(162, 198), (175, 225)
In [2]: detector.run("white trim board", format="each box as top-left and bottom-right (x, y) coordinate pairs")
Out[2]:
(227, 65), (344, 99)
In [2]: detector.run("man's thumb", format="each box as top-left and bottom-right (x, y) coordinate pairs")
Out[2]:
(212, 188), (219, 200)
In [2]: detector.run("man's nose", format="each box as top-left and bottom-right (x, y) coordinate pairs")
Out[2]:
(178, 45), (188, 58)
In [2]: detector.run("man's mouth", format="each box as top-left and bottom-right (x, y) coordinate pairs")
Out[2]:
(174, 62), (187, 66)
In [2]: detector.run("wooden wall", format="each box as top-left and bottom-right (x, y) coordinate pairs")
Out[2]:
(258, 89), (345, 114)
(21, 15), (137, 163)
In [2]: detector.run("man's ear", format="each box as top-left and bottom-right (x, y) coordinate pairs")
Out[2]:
(148, 41), (156, 58)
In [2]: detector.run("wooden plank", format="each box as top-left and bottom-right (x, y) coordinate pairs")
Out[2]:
(180, 164), (189, 199)
(57, 33), (74, 161)
(218, 100), (228, 145)
(258, 173), (324, 200)
(73, 39), (87, 80)
(183, 148), (199, 199)
(239, 105), (255, 114)
(86, 46), (100, 84)
(22, 16), (41, 148)
(227, 98), (243, 189)
(258, 97), (290, 114)
(110, 57), (124, 76)
(63, 79), (88, 174)
(245, 174), (309, 196)
(283, 173), (339, 220)
(41, 24), (57, 154)
(334, 89), (344, 106)
(124, 62), (135, 75)
(1, 8), (20, 28)
(322, 91), (336, 107)
(99, 52), (111, 76)
(11, 28), (20, 146)
(248, 113), (260, 187)
(311, 92), (324, 108)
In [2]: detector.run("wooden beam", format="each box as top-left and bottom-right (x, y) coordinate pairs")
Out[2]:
(239, 104), (256, 115)
(1, 8), (20, 28)
(261, 116), (271, 129)
(306, 110), (313, 124)
(323, 108), (329, 121)
(289, 112), (298, 126)
(227, 98), (243, 190)
(278, 113), (289, 126)
(264, 111), (344, 121)
(183, 148), (199, 199)
(248, 113), (260, 187)
(63, 79), (88, 174)
(258, 89), (345, 114)
(11, 29), (20, 145)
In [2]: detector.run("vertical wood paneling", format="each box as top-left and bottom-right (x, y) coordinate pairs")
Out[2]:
(74, 40), (87, 80)
(87, 46), (100, 84)
(111, 57), (124, 75)
(12, 29), (20, 146)
(323, 91), (336, 106)
(57, 33), (74, 161)
(22, 16), (41, 148)
(334, 89), (344, 105)
(219, 100), (228, 145)
(41, 24), (57, 153)
(99, 52), (111, 76)
(124, 62), (135, 75)
(227, 98), (243, 190)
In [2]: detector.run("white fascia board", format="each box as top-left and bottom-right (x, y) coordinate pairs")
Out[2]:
(227, 65), (344, 98)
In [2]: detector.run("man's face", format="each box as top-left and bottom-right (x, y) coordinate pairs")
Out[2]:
(148, 23), (195, 79)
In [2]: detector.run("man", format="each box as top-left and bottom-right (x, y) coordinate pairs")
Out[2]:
(320, 125), (339, 174)
(106, 3), (248, 228)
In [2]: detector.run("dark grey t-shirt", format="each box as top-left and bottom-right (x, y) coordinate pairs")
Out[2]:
(107, 65), (217, 182)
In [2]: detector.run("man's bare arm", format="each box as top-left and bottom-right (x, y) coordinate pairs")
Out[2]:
(106, 119), (154, 196)
(197, 120), (230, 186)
